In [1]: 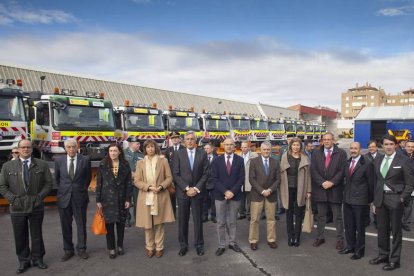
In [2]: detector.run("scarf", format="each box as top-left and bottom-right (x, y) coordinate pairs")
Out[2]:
(145, 155), (159, 216)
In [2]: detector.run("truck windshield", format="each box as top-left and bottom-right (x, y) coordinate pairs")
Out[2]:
(125, 114), (164, 131)
(205, 118), (230, 131)
(0, 96), (26, 121)
(251, 120), (268, 130)
(269, 123), (284, 131)
(320, 126), (326, 132)
(53, 105), (115, 130)
(306, 125), (314, 132)
(169, 116), (200, 131)
(285, 123), (296, 132)
(230, 119), (250, 131)
(296, 124), (306, 132)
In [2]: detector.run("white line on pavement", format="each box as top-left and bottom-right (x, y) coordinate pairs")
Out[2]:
(322, 226), (414, 242)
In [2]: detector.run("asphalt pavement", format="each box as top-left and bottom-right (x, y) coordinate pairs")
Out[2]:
(1, 199), (413, 276)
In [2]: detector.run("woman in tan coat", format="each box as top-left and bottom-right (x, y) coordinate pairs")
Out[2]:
(135, 139), (175, 258)
(280, 137), (311, 247)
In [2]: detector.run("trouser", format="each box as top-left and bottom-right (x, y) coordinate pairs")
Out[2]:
(105, 222), (125, 250)
(11, 208), (45, 262)
(177, 196), (204, 249)
(145, 224), (164, 251)
(402, 196), (413, 227)
(343, 203), (368, 256)
(170, 192), (177, 218)
(249, 199), (276, 243)
(58, 199), (88, 253)
(286, 188), (305, 240)
(215, 199), (240, 248)
(316, 202), (344, 240)
(203, 189), (216, 219)
(239, 191), (251, 217)
(376, 194), (404, 263)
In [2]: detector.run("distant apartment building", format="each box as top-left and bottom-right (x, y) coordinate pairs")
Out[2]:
(341, 82), (414, 119)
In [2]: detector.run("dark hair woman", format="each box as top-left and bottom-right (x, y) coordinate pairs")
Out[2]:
(280, 137), (311, 247)
(96, 143), (132, 259)
(135, 139), (175, 258)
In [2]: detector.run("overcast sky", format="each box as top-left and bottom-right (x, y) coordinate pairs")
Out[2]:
(1, 0), (413, 110)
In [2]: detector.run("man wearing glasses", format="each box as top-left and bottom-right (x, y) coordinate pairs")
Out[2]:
(0, 140), (53, 274)
(10, 147), (20, 160)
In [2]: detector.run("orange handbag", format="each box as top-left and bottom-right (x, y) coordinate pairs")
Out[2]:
(91, 208), (107, 235)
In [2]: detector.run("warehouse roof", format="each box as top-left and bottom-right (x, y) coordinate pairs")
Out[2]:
(355, 106), (414, 121)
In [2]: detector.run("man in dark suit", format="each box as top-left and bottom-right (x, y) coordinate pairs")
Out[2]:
(55, 139), (91, 261)
(211, 138), (245, 256)
(402, 140), (414, 232)
(339, 142), (374, 260)
(0, 140), (52, 274)
(369, 135), (414, 271)
(248, 141), (280, 250)
(203, 143), (216, 223)
(164, 131), (184, 217)
(364, 139), (384, 228)
(172, 131), (209, 256)
(311, 132), (347, 250)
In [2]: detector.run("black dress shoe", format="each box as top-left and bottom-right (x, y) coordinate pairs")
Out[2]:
(288, 237), (294, 247)
(369, 256), (388, 265)
(275, 215), (280, 221)
(32, 260), (48, 269)
(78, 251), (89, 259)
(109, 250), (116, 259)
(350, 254), (362, 260)
(215, 248), (225, 256)
(16, 262), (30, 274)
(237, 215), (246, 220)
(229, 244), (241, 253)
(383, 262), (400, 271)
(293, 238), (300, 247)
(61, 252), (75, 262)
(202, 217), (208, 223)
(196, 248), (204, 256)
(338, 248), (354, 255)
(178, 248), (187, 256)
(117, 247), (124, 256)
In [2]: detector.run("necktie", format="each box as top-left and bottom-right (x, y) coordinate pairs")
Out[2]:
(226, 155), (231, 175)
(381, 156), (390, 178)
(175, 146), (178, 152)
(189, 150), (194, 170)
(264, 158), (269, 175)
(23, 160), (29, 190)
(349, 159), (356, 175)
(325, 149), (332, 169)
(69, 158), (75, 180)
(208, 156), (211, 163)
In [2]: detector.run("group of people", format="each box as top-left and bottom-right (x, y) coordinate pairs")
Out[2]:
(0, 130), (413, 274)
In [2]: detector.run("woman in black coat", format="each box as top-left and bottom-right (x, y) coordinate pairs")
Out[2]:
(96, 143), (132, 259)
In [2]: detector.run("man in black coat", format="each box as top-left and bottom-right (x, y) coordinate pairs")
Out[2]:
(369, 135), (414, 271)
(172, 131), (209, 257)
(339, 142), (374, 260)
(311, 132), (347, 250)
(401, 140), (414, 232)
(55, 139), (91, 261)
(164, 131), (184, 217)
(202, 143), (217, 223)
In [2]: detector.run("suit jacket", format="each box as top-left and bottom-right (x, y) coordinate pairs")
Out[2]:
(55, 154), (92, 209)
(172, 147), (209, 199)
(238, 151), (259, 192)
(211, 154), (245, 201)
(373, 153), (414, 207)
(311, 145), (347, 203)
(249, 156), (280, 202)
(344, 155), (374, 205)
(364, 152), (384, 163)
(205, 154), (216, 190)
(0, 158), (53, 213)
(164, 145), (185, 166)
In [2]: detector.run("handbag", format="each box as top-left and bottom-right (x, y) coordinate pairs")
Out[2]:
(91, 208), (107, 235)
(302, 197), (314, 233)
(167, 182), (176, 195)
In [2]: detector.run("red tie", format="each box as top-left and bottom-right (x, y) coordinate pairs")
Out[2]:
(325, 149), (332, 169)
(349, 159), (356, 175)
(226, 155), (231, 175)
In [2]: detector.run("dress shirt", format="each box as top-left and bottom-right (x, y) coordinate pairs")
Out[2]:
(381, 152), (396, 191)
(349, 155), (361, 170)
(67, 154), (78, 174)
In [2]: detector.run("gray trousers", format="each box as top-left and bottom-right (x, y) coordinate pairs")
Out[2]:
(215, 199), (240, 248)
(316, 202), (344, 240)
(402, 196), (413, 227)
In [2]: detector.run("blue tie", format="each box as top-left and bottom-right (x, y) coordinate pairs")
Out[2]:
(264, 158), (269, 175)
(189, 150), (194, 170)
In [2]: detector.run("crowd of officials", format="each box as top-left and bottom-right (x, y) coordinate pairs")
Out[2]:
(0, 131), (413, 274)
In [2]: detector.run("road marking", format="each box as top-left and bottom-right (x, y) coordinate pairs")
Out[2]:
(323, 226), (414, 242)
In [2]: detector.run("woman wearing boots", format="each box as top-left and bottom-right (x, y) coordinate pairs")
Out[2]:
(96, 143), (132, 259)
(280, 138), (311, 247)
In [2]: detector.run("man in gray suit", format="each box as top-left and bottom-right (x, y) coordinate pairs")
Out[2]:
(55, 139), (91, 261)
(0, 139), (52, 274)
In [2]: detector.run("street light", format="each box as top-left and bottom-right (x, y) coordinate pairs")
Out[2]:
(217, 101), (222, 113)
(40, 76), (46, 92)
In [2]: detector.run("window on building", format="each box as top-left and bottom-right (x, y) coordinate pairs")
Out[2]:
(371, 96), (375, 99)
(346, 97), (349, 101)
(345, 103), (349, 107)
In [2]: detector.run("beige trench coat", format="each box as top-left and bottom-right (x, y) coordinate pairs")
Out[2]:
(280, 152), (311, 209)
(135, 157), (175, 229)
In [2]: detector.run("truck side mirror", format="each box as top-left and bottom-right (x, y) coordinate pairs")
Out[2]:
(35, 103), (45, 125)
(28, 107), (35, 121)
